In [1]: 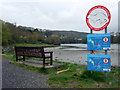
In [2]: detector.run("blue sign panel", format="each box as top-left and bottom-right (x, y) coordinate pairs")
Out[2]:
(87, 33), (111, 50)
(87, 54), (111, 72)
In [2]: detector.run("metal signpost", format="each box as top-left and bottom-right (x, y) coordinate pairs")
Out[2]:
(86, 5), (111, 77)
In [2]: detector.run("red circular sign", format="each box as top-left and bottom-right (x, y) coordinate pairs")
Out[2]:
(103, 58), (109, 64)
(103, 37), (109, 42)
(86, 5), (111, 31)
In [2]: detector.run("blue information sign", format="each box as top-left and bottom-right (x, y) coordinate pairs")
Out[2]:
(87, 54), (111, 72)
(87, 33), (111, 50)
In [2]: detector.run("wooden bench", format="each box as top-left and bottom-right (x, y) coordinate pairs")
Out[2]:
(15, 46), (53, 67)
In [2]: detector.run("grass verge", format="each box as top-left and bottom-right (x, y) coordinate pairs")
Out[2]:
(12, 43), (58, 47)
(2, 53), (120, 88)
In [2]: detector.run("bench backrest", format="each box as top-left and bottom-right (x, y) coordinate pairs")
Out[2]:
(15, 46), (45, 58)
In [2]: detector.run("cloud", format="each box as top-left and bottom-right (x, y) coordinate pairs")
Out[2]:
(0, 0), (118, 32)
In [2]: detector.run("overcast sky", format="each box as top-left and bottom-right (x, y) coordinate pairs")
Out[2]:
(0, 0), (119, 33)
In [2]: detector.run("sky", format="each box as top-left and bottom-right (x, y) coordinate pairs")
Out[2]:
(0, 0), (119, 33)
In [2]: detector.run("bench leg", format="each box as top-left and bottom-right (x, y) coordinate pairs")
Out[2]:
(23, 56), (25, 61)
(50, 53), (53, 65)
(50, 57), (53, 65)
(16, 55), (18, 62)
(43, 58), (45, 68)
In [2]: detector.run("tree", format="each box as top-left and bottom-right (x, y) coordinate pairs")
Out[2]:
(81, 37), (87, 44)
(2, 23), (11, 46)
(0, 20), (2, 45)
(45, 34), (60, 45)
(44, 30), (52, 37)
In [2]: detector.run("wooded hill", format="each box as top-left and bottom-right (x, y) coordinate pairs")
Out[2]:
(1, 20), (119, 46)
(1, 20), (89, 46)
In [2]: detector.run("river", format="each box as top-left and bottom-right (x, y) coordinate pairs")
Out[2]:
(45, 44), (119, 67)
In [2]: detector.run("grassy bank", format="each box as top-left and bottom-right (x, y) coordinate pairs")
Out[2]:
(2, 53), (120, 88)
(12, 43), (58, 47)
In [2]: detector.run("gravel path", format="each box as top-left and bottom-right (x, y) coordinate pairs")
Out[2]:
(2, 57), (50, 88)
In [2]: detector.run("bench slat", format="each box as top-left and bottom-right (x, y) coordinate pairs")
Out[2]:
(15, 46), (45, 58)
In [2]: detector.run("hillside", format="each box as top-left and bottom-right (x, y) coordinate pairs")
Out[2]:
(1, 20), (89, 46)
(1, 19), (120, 46)
(52, 30), (88, 38)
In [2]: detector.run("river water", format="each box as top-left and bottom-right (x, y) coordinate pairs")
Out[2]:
(45, 44), (119, 67)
